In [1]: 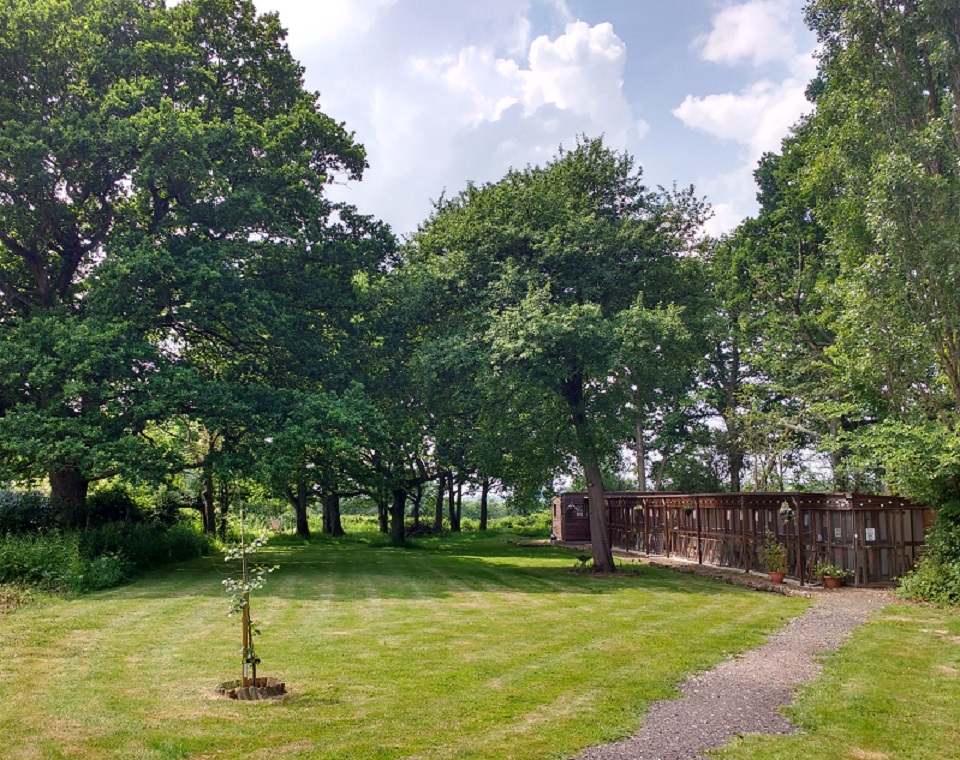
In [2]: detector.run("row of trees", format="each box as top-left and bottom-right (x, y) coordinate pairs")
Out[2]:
(2, 0), (958, 572)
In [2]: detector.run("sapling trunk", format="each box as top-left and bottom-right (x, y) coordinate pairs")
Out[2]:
(222, 506), (278, 690)
(239, 509), (259, 686)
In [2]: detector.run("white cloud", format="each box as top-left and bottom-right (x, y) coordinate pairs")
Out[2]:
(318, 14), (641, 234)
(546, 0), (575, 23)
(252, 0), (400, 47)
(524, 22), (627, 118)
(696, 0), (798, 66)
(413, 21), (629, 124)
(675, 1), (818, 231)
(673, 73), (811, 163)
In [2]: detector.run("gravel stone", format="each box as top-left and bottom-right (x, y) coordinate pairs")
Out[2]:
(575, 587), (893, 760)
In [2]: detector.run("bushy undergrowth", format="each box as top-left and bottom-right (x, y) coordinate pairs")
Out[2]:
(0, 522), (212, 594)
(898, 521), (960, 605)
(333, 511), (552, 538)
(0, 532), (127, 592)
(79, 521), (212, 571)
(0, 491), (65, 532)
(486, 510), (551, 536)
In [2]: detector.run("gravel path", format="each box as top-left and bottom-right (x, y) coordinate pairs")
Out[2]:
(575, 588), (893, 760)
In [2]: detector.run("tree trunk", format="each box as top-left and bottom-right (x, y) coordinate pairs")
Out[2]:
(323, 493), (344, 537)
(654, 455), (667, 492)
(377, 499), (389, 533)
(412, 484), (422, 527)
(294, 479), (310, 538)
(389, 488), (406, 545)
(434, 474), (445, 531)
(582, 453), (615, 571)
(49, 467), (89, 528)
(635, 420), (646, 491)
(828, 417), (848, 491)
(479, 478), (490, 531)
(321, 490), (331, 534)
(448, 475), (460, 532)
(729, 446), (744, 492)
(203, 473), (216, 533)
(456, 481), (462, 528)
(562, 370), (615, 572)
(723, 331), (745, 492)
(217, 479), (229, 540)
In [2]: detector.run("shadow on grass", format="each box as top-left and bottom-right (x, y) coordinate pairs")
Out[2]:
(107, 530), (762, 604)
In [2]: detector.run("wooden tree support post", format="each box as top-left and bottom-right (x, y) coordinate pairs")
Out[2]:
(242, 592), (251, 686)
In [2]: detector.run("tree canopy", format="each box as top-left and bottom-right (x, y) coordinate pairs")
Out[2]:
(4, 0), (960, 566)
(408, 137), (709, 568)
(0, 0), (383, 520)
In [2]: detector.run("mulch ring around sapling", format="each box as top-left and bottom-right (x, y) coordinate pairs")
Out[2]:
(217, 676), (287, 701)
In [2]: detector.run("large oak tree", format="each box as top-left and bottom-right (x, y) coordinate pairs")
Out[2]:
(409, 137), (708, 570)
(0, 0), (369, 520)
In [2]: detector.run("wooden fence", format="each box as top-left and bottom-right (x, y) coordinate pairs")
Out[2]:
(552, 491), (933, 586)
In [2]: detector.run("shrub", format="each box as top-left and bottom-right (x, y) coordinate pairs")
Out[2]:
(64, 553), (131, 593)
(0, 491), (61, 533)
(489, 511), (551, 536)
(0, 532), (130, 592)
(0, 520), (211, 594)
(79, 521), (211, 571)
(898, 520), (960, 605)
(758, 530), (788, 573)
(0, 531), (76, 588)
(86, 484), (141, 527)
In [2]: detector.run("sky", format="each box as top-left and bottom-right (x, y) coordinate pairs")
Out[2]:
(250, 0), (819, 238)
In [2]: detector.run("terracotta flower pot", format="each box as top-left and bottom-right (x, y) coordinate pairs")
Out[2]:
(822, 576), (842, 589)
(768, 571), (786, 584)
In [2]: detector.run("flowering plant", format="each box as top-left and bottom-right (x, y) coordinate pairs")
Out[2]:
(814, 560), (851, 579)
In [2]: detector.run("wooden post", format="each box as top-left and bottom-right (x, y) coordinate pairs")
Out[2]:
(241, 593), (251, 686)
(741, 494), (749, 573)
(853, 508), (861, 588)
(666, 505), (671, 558)
(240, 508), (251, 686)
(695, 496), (703, 565)
(795, 496), (804, 587)
(827, 509), (835, 572)
(898, 509), (906, 579)
(643, 499), (650, 555)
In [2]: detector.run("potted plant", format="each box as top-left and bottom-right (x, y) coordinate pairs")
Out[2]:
(814, 560), (851, 589)
(758, 529), (788, 583)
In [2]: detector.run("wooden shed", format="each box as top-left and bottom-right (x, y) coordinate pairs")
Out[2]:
(551, 492), (676, 543)
(553, 491), (933, 586)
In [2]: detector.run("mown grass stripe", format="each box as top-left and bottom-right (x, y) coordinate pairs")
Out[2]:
(0, 530), (808, 759)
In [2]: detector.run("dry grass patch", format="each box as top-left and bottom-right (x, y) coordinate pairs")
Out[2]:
(847, 749), (891, 760)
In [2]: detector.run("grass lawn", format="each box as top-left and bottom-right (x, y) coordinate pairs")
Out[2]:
(713, 602), (960, 760)
(0, 528), (807, 759)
